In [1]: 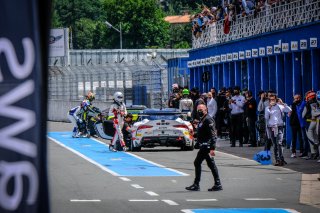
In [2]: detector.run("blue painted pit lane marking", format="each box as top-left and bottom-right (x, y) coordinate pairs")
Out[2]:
(181, 209), (299, 213)
(48, 132), (188, 177)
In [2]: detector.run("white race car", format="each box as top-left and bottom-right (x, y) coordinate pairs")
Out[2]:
(131, 108), (194, 151)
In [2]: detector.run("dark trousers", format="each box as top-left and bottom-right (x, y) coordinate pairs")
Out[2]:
(291, 125), (304, 153)
(247, 117), (257, 145)
(269, 126), (284, 161)
(243, 118), (249, 143)
(194, 148), (221, 186)
(301, 126), (310, 155)
(216, 110), (225, 136)
(230, 113), (244, 146)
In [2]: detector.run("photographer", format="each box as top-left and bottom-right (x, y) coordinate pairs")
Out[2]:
(265, 94), (292, 166)
(185, 104), (222, 192)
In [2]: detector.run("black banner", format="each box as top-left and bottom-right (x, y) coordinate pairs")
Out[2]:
(0, 0), (51, 212)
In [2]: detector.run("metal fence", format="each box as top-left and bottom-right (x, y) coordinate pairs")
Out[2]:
(48, 49), (189, 121)
(192, 0), (320, 49)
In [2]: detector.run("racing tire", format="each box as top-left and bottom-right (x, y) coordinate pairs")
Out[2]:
(132, 146), (141, 152)
(181, 141), (194, 151)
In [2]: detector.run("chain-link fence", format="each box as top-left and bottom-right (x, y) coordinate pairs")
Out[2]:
(48, 49), (189, 121)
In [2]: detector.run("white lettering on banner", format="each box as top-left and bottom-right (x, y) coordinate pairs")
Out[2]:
(0, 38), (34, 82)
(291, 41), (298, 51)
(300, 39), (307, 49)
(0, 161), (38, 210)
(259, 47), (265, 56)
(282, 43), (289, 52)
(310, 38), (317, 48)
(0, 37), (38, 211)
(0, 80), (36, 156)
(267, 46), (273, 55)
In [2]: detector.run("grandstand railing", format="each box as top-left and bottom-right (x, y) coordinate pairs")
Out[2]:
(192, 0), (320, 49)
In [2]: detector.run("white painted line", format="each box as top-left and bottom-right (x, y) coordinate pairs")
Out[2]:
(284, 209), (301, 213)
(70, 199), (101, 202)
(245, 198), (276, 201)
(186, 199), (218, 202)
(171, 180), (177, 183)
(48, 137), (120, 176)
(162, 200), (179, 206)
(131, 184), (144, 189)
(181, 210), (194, 213)
(91, 137), (190, 176)
(119, 177), (131, 182)
(144, 191), (159, 196)
(276, 177), (283, 180)
(129, 199), (159, 202)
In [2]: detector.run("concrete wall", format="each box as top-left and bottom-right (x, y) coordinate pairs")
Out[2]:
(48, 100), (112, 122)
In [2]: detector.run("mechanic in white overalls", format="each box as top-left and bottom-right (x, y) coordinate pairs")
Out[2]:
(108, 92), (127, 151)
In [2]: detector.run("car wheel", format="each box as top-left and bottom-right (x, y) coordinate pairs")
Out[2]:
(132, 146), (141, 152)
(182, 141), (194, 151)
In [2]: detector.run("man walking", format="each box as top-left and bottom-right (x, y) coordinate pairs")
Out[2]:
(185, 104), (222, 191)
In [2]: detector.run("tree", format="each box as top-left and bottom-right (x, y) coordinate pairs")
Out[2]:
(101, 0), (170, 49)
(74, 18), (96, 49)
(54, 0), (103, 49)
(169, 23), (192, 49)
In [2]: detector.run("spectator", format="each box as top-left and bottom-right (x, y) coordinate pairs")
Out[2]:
(207, 92), (218, 119)
(216, 87), (227, 137)
(244, 90), (257, 147)
(229, 86), (246, 147)
(295, 94), (309, 158)
(265, 94), (292, 166)
(289, 94), (304, 158)
(191, 87), (206, 121)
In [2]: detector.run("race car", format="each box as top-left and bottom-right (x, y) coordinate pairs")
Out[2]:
(131, 108), (194, 151)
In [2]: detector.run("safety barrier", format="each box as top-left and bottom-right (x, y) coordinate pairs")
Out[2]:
(192, 0), (320, 49)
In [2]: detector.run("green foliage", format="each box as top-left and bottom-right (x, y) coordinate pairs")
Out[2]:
(169, 24), (191, 49)
(52, 0), (223, 49)
(101, 0), (170, 49)
(74, 18), (96, 49)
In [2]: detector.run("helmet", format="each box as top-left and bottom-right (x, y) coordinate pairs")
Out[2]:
(182, 89), (190, 95)
(113, 91), (124, 103)
(305, 90), (316, 102)
(87, 91), (95, 102)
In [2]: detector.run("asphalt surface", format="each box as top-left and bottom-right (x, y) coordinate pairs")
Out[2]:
(48, 121), (320, 213)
